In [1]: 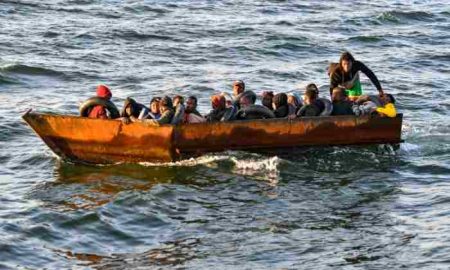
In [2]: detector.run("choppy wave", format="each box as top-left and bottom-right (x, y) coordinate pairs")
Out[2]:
(377, 10), (436, 23)
(347, 35), (385, 43)
(0, 64), (67, 78)
(111, 29), (179, 42)
(0, 73), (19, 84)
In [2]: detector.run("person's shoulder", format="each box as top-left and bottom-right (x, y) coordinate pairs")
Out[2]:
(353, 60), (367, 69)
(330, 67), (342, 78)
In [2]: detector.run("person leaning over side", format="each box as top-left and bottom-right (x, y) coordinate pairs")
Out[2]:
(329, 51), (384, 101)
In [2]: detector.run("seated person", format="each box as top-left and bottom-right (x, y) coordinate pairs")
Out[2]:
(173, 95), (184, 107)
(296, 87), (322, 117)
(236, 95), (275, 120)
(147, 97), (161, 119)
(261, 91), (274, 110)
(87, 85), (115, 119)
(353, 94), (397, 117)
(171, 95), (185, 124)
(376, 94), (396, 117)
(232, 80), (258, 108)
(184, 96), (205, 123)
(272, 93), (289, 118)
(121, 97), (149, 120)
(287, 93), (302, 116)
(305, 83), (325, 113)
(205, 94), (227, 122)
(232, 80), (245, 101)
(133, 96), (174, 125)
(331, 87), (354, 116)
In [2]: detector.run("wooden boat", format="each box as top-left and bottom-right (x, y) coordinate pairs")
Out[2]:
(22, 111), (403, 164)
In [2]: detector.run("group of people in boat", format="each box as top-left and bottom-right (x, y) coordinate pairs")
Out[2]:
(80, 52), (397, 124)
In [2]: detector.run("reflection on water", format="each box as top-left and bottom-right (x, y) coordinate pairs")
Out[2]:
(58, 238), (200, 269)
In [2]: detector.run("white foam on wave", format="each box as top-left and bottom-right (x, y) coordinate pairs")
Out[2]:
(230, 156), (282, 185)
(138, 154), (230, 167)
(402, 120), (450, 139)
(399, 142), (421, 154)
(231, 155), (281, 172)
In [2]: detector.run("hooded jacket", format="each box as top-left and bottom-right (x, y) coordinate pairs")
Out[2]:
(272, 93), (289, 118)
(88, 85), (112, 119)
(329, 60), (382, 96)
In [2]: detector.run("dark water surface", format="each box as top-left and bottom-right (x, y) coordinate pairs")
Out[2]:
(1, 1), (449, 269)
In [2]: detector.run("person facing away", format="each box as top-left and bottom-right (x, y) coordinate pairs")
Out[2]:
(272, 93), (289, 118)
(329, 51), (384, 101)
(183, 96), (205, 123)
(352, 93), (397, 117)
(296, 87), (322, 117)
(88, 84), (114, 119)
(305, 83), (325, 113)
(205, 94), (227, 122)
(261, 91), (274, 110)
(331, 87), (354, 116)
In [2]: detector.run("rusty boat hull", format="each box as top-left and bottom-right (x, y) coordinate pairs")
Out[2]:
(22, 111), (403, 164)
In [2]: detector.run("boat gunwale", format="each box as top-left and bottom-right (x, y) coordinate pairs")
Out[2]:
(22, 110), (404, 128)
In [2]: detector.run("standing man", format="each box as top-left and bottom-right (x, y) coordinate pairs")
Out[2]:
(329, 52), (384, 101)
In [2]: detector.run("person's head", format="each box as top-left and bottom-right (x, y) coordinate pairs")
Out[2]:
(304, 87), (318, 105)
(239, 95), (252, 108)
(339, 51), (355, 74)
(211, 94), (226, 110)
(287, 93), (301, 107)
(123, 97), (137, 117)
(159, 96), (173, 113)
(233, 80), (245, 97)
(306, 83), (319, 95)
(96, 84), (112, 100)
(150, 97), (161, 114)
(272, 93), (288, 110)
(262, 91), (274, 110)
(173, 95), (184, 107)
(185, 96), (198, 113)
(380, 93), (396, 105)
(331, 87), (348, 102)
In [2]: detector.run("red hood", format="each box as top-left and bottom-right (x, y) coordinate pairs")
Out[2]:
(97, 85), (112, 99)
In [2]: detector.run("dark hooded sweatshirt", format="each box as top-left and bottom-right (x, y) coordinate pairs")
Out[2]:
(121, 98), (147, 118)
(329, 60), (382, 96)
(273, 93), (289, 118)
